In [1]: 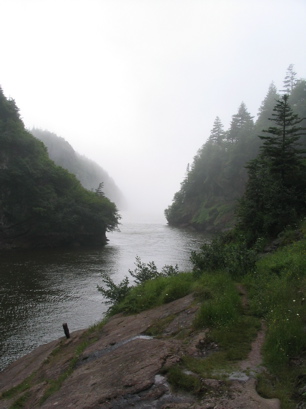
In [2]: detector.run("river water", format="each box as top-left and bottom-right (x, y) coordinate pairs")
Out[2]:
(0, 221), (208, 371)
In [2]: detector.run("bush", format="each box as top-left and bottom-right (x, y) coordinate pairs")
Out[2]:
(97, 273), (130, 306)
(128, 256), (179, 285)
(191, 234), (257, 279)
(113, 273), (193, 315)
(98, 257), (181, 313)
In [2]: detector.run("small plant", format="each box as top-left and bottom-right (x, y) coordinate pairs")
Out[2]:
(97, 273), (130, 306)
(128, 256), (179, 285)
(97, 257), (180, 312)
(167, 366), (202, 395)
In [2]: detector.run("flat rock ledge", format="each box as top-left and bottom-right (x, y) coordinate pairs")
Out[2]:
(0, 294), (280, 409)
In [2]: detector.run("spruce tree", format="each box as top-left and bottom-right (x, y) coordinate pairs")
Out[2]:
(208, 116), (224, 145)
(237, 94), (306, 242)
(259, 94), (305, 183)
(282, 64), (297, 94)
(256, 83), (279, 128)
(227, 102), (254, 143)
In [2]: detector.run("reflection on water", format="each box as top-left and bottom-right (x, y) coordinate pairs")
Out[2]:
(0, 222), (208, 371)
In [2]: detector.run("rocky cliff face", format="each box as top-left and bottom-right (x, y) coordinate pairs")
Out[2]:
(0, 294), (279, 409)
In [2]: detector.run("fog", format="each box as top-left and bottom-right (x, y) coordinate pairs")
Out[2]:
(1, 0), (306, 223)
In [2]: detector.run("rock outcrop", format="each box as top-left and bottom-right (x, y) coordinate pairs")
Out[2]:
(0, 294), (280, 409)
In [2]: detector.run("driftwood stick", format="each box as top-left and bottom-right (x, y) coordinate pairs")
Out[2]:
(63, 323), (70, 339)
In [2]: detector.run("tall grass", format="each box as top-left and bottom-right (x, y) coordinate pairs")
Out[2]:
(193, 272), (241, 329)
(245, 238), (306, 368)
(112, 273), (194, 314)
(244, 235), (306, 409)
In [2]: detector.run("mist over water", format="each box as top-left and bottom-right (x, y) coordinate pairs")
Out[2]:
(0, 221), (208, 371)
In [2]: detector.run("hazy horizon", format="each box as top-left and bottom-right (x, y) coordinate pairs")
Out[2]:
(1, 0), (306, 223)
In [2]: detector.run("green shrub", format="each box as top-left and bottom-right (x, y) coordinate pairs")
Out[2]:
(97, 257), (189, 315)
(113, 273), (193, 314)
(97, 274), (130, 306)
(191, 234), (257, 279)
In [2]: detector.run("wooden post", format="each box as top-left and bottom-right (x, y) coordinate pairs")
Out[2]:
(63, 323), (70, 339)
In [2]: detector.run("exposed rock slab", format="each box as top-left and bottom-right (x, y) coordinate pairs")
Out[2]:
(0, 293), (280, 409)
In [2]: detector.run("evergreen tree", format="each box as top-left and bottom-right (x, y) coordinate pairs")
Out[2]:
(237, 95), (306, 242)
(256, 83), (279, 128)
(259, 94), (305, 183)
(227, 102), (254, 143)
(208, 116), (224, 145)
(289, 79), (306, 147)
(282, 64), (297, 94)
(0, 87), (120, 248)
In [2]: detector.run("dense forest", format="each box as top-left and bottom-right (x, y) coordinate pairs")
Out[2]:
(30, 128), (126, 209)
(165, 65), (306, 236)
(0, 87), (120, 249)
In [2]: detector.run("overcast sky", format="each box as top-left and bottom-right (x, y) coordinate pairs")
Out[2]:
(1, 0), (306, 223)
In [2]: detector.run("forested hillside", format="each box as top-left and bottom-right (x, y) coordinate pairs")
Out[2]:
(0, 88), (120, 249)
(30, 128), (126, 209)
(165, 66), (306, 232)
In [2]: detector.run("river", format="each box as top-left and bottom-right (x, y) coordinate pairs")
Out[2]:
(0, 221), (208, 371)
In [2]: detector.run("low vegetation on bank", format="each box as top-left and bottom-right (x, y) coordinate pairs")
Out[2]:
(98, 220), (306, 409)
(2, 222), (305, 409)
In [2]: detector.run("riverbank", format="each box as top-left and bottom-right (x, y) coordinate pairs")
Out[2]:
(0, 222), (206, 372)
(1, 228), (305, 408)
(0, 293), (279, 409)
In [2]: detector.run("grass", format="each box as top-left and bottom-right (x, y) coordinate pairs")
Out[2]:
(39, 339), (91, 404)
(167, 366), (202, 395)
(1, 374), (35, 400)
(243, 232), (306, 409)
(2, 321), (108, 409)
(9, 392), (31, 409)
(2, 226), (306, 408)
(111, 272), (194, 315)
(144, 314), (176, 337)
(192, 272), (242, 329)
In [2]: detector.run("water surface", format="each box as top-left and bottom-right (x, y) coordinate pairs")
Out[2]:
(0, 222), (208, 371)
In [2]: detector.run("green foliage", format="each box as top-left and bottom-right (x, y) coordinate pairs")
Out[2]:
(30, 128), (125, 208)
(193, 272), (241, 329)
(191, 234), (257, 279)
(97, 273), (130, 306)
(40, 339), (90, 405)
(116, 273), (193, 314)
(241, 232), (306, 408)
(245, 235), (306, 366)
(165, 69), (306, 237)
(237, 94), (306, 243)
(165, 102), (257, 230)
(128, 255), (179, 285)
(167, 366), (202, 394)
(1, 374), (34, 400)
(0, 88), (120, 248)
(97, 257), (182, 314)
